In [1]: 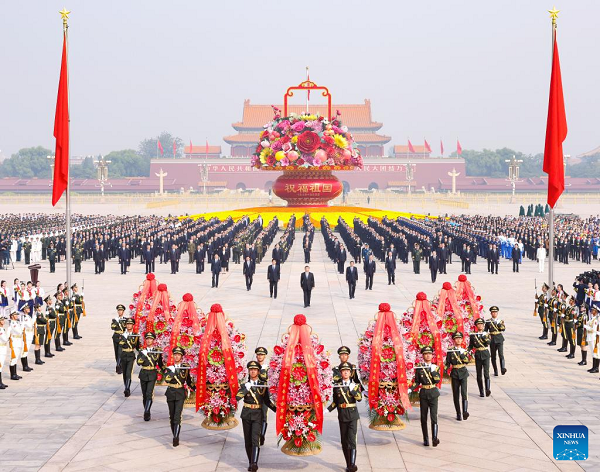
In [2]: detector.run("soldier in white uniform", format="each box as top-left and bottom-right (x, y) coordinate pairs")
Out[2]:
(586, 307), (600, 374)
(20, 305), (35, 374)
(0, 314), (10, 388)
(9, 309), (24, 380)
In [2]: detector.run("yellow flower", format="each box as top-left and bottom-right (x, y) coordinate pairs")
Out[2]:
(260, 147), (273, 160)
(275, 151), (286, 161)
(333, 134), (348, 149)
(259, 154), (267, 164)
(291, 136), (298, 144)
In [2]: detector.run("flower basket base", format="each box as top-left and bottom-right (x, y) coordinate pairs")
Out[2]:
(369, 416), (406, 431)
(201, 415), (239, 430)
(281, 440), (322, 456)
(442, 376), (452, 385)
(410, 399), (420, 407)
(183, 395), (197, 408)
(468, 358), (476, 366)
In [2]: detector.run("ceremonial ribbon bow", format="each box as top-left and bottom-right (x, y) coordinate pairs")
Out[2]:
(410, 294), (444, 386)
(276, 315), (323, 435)
(437, 282), (466, 338)
(134, 273), (158, 333)
(196, 304), (238, 412)
(146, 283), (172, 329)
(368, 303), (411, 411)
(455, 275), (481, 320)
(168, 294), (200, 364)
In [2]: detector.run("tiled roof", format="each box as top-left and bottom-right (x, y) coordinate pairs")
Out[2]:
(224, 132), (391, 145)
(232, 99), (383, 130)
(394, 145), (431, 154)
(184, 146), (222, 154)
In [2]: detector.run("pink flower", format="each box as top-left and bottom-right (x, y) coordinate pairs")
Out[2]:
(291, 121), (306, 132)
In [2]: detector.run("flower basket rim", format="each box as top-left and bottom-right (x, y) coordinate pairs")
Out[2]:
(257, 165), (358, 172)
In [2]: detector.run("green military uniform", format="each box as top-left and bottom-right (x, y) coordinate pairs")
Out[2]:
(55, 294), (69, 349)
(536, 284), (549, 339)
(562, 299), (577, 359)
(333, 346), (364, 393)
(412, 346), (441, 447)
(111, 304), (127, 374)
(445, 332), (471, 421)
(468, 318), (491, 397)
(328, 362), (362, 472)
(163, 346), (195, 447)
(412, 246), (422, 274)
(557, 294), (569, 353)
(44, 296), (56, 358)
(236, 360), (275, 471)
(73, 246), (82, 273)
(485, 306), (507, 376)
(255, 347), (270, 446)
(70, 284), (84, 340)
(33, 305), (47, 365)
(118, 318), (140, 397)
(547, 292), (559, 346)
(136, 332), (164, 421)
(47, 246), (57, 273)
(576, 306), (589, 366)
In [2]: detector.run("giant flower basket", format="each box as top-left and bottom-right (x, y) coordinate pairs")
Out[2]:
(268, 314), (332, 456)
(167, 294), (204, 405)
(145, 283), (177, 385)
(195, 304), (247, 430)
(251, 81), (363, 207)
(358, 303), (411, 430)
(401, 293), (445, 390)
(129, 273), (158, 335)
(455, 274), (484, 323)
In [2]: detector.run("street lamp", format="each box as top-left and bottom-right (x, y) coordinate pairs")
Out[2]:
(405, 161), (415, 196)
(505, 155), (523, 201)
(47, 155), (55, 186)
(198, 162), (209, 195)
(96, 155), (112, 197)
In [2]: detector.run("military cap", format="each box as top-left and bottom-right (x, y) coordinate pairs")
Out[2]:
(420, 346), (434, 355)
(489, 306), (499, 312)
(475, 318), (485, 325)
(10, 309), (18, 316)
(145, 332), (156, 339)
(34, 303), (42, 309)
(247, 360), (261, 370)
(71, 283), (77, 289)
(452, 331), (464, 339)
(255, 347), (268, 356)
(21, 304), (30, 311)
(124, 317), (135, 325)
(116, 304), (126, 311)
(337, 346), (351, 355)
(339, 362), (352, 371)
(44, 295), (51, 303)
(172, 346), (185, 356)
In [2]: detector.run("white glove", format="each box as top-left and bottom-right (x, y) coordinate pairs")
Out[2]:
(430, 365), (437, 372)
(458, 347), (466, 354)
(407, 388), (412, 394)
(349, 382), (356, 390)
(245, 382), (252, 390)
(141, 349), (148, 356)
(168, 366), (175, 373)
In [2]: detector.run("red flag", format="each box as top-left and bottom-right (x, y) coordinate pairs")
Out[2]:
(172, 140), (176, 157)
(424, 139), (432, 153)
(52, 32), (69, 206)
(456, 139), (462, 156)
(157, 139), (164, 156)
(440, 140), (444, 156)
(408, 139), (416, 154)
(543, 35), (568, 208)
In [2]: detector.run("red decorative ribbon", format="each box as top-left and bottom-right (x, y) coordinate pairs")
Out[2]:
(275, 314), (323, 435)
(368, 306), (411, 411)
(147, 283), (171, 329)
(410, 293), (444, 386)
(168, 294), (201, 364)
(437, 282), (466, 338)
(134, 273), (158, 333)
(195, 307), (239, 412)
(455, 275), (481, 320)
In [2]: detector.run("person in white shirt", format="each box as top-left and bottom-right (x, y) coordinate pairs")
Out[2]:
(20, 305), (35, 373)
(9, 240), (17, 265)
(8, 310), (24, 379)
(536, 245), (546, 273)
(0, 314), (10, 388)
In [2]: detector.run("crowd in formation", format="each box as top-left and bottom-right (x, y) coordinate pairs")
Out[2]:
(0, 277), (85, 387)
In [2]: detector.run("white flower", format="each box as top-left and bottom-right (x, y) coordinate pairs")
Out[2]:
(261, 140), (270, 148)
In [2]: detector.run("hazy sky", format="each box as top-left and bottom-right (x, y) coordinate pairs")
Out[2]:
(1, 1), (599, 159)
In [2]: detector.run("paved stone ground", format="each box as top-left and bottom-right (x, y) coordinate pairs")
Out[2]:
(0, 230), (598, 472)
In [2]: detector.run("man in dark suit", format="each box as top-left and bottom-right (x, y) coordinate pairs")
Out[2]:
(337, 245), (347, 275)
(144, 244), (154, 274)
(169, 244), (180, 274)
(267, 258), (280, 298)
(365, 254), (376, 290)
(429, 250), (439, 283)
(511, 244), (520, 272)
(385, 250), (396, 285)
(194, 243), (205, 274)
(211, 254), (222, 288)
(303, 239), (311, 263)
(490, 244), (499, 274)
(300, 265), (315, 308)
(438, 243), (448, 274)
(243, 256), (255, 291)
(118, 242), (131, 274)
(345, 260), (358, 299)
(271, 244), (282, 266)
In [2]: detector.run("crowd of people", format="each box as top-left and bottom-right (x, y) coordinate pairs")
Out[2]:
(0, 277), (85, 388)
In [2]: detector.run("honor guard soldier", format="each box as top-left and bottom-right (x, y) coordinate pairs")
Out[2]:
(563, 297), (577, 359)
(469, 318), (491, 397)
(547, 288), (559, 346)
(334, 346), (364, 392)
(536, 283), (550, 340)
(118, 318), (140, 397)
(136, 332), (163, 421)
(70, 284), (84, 340)
(557, 292), (569, 353)
(445, 332), (470, 421)
(486, 306), (507, 376)
(56, 290), (70, 348)
(412, 346), (441, 447)
(20, 305), (34, 373)
(328, 362), (362, 472)
(0, 313), (9, 388)
(585, 307), (599, 374)
(254, 347), (269, 445)
(576, 305), (589, 366)
(33, 303), (47, 365)
(44, 295), (56, 358)
(163, 346), (195, 447)
(111, 305), (127, 374)
(236, 360), (275, 471)
(8, 309), (24, 380)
